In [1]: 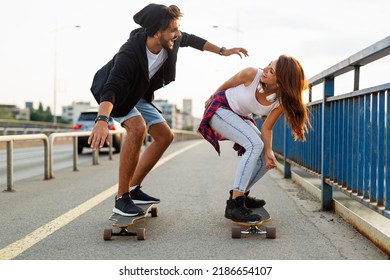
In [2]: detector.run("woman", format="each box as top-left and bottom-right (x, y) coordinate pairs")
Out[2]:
(198, 54), (310, 222)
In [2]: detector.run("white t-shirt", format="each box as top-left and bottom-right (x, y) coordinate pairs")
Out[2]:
(146, 47), (168, 78)
(225, 68), (280, 117)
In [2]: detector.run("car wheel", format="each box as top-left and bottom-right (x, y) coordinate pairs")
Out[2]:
(114, 143), (121, 153)
(113, 135), (121, 153)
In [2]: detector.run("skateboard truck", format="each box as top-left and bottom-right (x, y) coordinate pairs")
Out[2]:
(104, 226), (147, 240)
(232, 224), (276, 239)
(231, 207), (276, 239)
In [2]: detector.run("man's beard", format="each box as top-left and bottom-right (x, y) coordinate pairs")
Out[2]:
(160, 37), (176, 52)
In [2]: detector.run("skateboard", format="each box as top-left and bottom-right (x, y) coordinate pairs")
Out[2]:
(103, 203), (157, 241)
(231, 207), (276, 239)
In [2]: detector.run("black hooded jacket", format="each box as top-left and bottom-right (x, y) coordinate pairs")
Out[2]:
(90, 28), (207, 117)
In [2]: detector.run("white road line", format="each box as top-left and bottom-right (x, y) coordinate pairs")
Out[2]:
(0, 140), (203, 260)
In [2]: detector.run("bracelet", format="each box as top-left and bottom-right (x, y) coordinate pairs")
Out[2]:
(219, 46), (226, 55)
(94, 115), (109, 124)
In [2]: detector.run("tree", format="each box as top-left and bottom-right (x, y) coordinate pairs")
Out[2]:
(30, 102), (53, 122)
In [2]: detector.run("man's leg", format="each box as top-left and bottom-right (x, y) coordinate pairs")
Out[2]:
(130, 121), (174, 186)
(117, 116), (147, 197)
(112, 115), (147, 216)
(125, 98), (172, 204)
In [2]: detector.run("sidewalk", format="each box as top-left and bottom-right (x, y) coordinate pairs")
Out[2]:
(280, 163), (390, 256)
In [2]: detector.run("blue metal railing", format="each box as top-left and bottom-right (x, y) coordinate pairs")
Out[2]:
(257, 35), (390, 218)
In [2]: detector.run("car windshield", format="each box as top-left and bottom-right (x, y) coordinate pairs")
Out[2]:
(78, 112), (97, 121)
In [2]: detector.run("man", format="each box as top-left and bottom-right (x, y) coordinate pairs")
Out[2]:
(89, 3), (248, 217)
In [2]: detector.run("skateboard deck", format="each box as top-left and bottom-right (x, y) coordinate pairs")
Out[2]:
(231, 207), (276, 239)
(103, 203), (157, 241)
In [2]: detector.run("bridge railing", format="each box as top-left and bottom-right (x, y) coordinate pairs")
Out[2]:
(256, 35), (390, 219)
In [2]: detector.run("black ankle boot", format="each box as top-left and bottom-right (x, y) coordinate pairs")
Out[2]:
(244, 191), (266, 208)
(230, 196), (261, 222)
(229, 190), (266, 208)
(225, 198), (235, 219)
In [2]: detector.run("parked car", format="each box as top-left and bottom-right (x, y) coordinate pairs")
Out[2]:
(73, 110), (124, 154)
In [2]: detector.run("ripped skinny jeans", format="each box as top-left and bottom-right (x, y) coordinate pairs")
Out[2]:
(209, 108), (268, 193)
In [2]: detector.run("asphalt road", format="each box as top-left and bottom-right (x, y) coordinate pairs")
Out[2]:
(0, 140), (387, 260)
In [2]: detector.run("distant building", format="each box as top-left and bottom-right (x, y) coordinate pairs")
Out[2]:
(0, 104), (30, 120)
(58, 99), (197, 130)
(153, 99), (177, 128)
(182, 99), (194, 130)
(153, 98), (196, 131)
(62, 101), (97, 124)
(17, 108), (30, 120)
(25, 102), (33, 111)
(182, 99), (192, 115)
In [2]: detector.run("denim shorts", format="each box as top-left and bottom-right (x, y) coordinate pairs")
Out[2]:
(113, 98), (166, 131)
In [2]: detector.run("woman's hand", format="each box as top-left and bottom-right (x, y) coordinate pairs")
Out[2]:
(265, 150), (278, 169)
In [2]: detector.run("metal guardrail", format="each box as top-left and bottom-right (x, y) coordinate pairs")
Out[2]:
(47, 131), (124, 178)
(0, 134), (49, 192)
(0, 119), (72, 136)
(171, 129), (203, 142)
(260, 35), (390, 219)
(1, 130), (201, 191)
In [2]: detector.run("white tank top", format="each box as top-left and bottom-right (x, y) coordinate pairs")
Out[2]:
(225, 68), (280, 117)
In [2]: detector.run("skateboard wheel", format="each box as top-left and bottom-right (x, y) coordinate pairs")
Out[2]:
(103, 227), (112, 241)
(232, 226), (242, 239)
(266, 226), (276, 239)
(151, 207), (158, 217)
(137, 228), (146, 240)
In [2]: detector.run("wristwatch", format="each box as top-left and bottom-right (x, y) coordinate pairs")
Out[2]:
(94, 115), (109, 124)
(219, 46), (226, 55)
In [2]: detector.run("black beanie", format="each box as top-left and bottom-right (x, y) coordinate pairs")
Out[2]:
(133, 3), (169, 36)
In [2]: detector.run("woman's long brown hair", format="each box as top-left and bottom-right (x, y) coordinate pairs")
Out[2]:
(276, 55), (311, 141)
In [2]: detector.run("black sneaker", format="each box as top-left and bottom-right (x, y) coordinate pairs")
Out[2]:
(113, 192), (145, 216)
(130, 186), (160, 205)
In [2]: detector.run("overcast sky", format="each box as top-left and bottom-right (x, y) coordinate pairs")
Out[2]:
(0, 0), (389, 118)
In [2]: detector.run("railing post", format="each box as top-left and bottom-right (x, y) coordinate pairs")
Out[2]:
(283, 116), (291, 178)
(92, 149), (99, 165)
(386, 89), (390, 211)
(5, 141), (14, 192)
(48, 135), (54, 179)
(73, 136), (79, 172)
(108, 133), (113, 160)
(321, 77), (334, 210)
(354, 65), (360, 91)
(43, 137), (50, 180)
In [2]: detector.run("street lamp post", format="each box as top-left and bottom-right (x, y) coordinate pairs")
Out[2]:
(212, 12), (241, 46)
(53, 24), (80, 125)
(212, 13), (242, 70)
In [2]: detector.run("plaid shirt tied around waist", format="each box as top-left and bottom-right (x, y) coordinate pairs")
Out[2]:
(198, 91), (256, 156)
